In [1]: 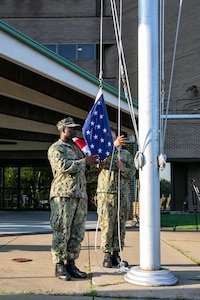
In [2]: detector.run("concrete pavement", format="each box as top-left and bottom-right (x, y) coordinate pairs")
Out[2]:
(0, 210), (200, 300)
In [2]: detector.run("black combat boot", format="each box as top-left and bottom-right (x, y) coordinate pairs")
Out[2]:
(112, 251), (128, 267)
(55, 262), (71, 281)
(102, 252), (112, 268)
(66, 259), (87, 278)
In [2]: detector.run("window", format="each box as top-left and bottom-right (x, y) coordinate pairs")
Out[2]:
(160, 163), (171, 211)
(77, 44), (95, 60)
(1, 165), (51, 210)
(58, 44), (76, 60)
(3, 167), (19, 209)
(44, 44), (57, 53)
(44, 43), (95, 60)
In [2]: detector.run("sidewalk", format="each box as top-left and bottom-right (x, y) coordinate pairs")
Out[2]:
(0, 211), (200, 300)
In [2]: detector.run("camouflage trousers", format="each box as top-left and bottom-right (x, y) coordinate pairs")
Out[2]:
(97, 192), (130, 253)
(50, 197), (87, 264)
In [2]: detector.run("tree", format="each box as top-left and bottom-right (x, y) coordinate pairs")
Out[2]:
(160, 178), (171, 197)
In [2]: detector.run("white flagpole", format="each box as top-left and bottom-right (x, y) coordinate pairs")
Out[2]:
(124, 0), (177, 286)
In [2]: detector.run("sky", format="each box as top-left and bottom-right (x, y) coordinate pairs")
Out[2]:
(160, 163), (171, 181)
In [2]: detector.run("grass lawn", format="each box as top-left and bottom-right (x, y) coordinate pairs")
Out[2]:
(161, 212), (200, 229)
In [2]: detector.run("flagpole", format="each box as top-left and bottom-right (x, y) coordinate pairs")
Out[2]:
(124, 0), (177, 286)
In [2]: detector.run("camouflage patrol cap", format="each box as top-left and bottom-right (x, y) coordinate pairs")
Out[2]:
(56, 117), (81, 130)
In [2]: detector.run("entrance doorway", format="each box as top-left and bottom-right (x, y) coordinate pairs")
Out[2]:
(0, 163), (51, 210)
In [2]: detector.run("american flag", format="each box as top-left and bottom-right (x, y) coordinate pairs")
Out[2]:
(72, 137), (91, 156)
(82, 89), (114, 161)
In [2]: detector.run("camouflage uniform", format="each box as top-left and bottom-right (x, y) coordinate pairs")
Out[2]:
(96, 147), (135, 253)
(48, 139), (91, 264)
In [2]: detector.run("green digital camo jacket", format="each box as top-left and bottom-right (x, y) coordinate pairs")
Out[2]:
(96, 147), (135, 195)
(48, 139), (97, 200)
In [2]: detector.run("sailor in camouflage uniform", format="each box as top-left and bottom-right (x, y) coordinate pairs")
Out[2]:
(96, 130), (136, 268)
(48, 117), (99, 281)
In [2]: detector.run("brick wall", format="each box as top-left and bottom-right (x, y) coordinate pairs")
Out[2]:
(165, 119), (200, 159)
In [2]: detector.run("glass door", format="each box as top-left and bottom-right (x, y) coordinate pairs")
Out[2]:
(20, 167), (35, 209)
(3, 167), (19, 209)
(20, 167), (51, 210)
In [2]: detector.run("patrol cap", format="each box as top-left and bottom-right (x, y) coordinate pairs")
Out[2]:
(56, 117), (81, 130)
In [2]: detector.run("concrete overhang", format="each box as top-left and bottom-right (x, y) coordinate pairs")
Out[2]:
(0, 20), (138, 154)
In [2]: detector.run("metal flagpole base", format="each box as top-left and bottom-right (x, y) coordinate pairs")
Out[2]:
(124, 266), (177, 286)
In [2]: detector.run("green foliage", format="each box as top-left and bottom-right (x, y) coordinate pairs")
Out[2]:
(161, 213), (200, 228)
(4, 167), (18, 188)
(2, 166), (51, 208)
(160, 178), (171, 197)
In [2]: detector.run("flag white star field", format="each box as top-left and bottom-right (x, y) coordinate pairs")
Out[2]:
(82, 89), (114, 161)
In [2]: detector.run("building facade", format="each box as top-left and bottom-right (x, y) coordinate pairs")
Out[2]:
(0, 0), (200, 213)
